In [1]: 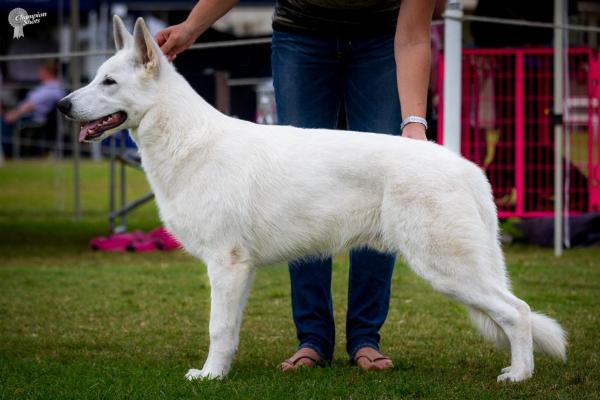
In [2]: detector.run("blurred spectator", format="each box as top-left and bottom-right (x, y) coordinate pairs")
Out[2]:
(3, 60), (63, 125)
(1, 60), (64, 156)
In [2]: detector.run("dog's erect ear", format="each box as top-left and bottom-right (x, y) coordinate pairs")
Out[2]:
(113, 15), (132, 50)
(133, 17), (160, 76)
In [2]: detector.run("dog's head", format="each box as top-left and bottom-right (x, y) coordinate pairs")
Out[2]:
(57, 16), (166, 142)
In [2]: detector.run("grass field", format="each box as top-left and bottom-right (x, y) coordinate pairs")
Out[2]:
(1, 160), (599, 399)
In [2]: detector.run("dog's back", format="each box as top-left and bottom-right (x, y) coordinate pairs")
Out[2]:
(146, 107), (487, 268)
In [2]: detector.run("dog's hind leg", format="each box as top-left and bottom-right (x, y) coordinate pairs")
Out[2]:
(383, 193), (535, 382)
(465, 287), (534, 382)
(186, 256), (256, 380)
(409, 253), (534, 382)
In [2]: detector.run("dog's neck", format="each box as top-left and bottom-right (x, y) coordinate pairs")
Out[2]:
(131, 70), (226, 198)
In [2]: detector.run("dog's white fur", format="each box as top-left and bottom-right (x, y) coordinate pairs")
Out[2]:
(60, 16), (567, 382)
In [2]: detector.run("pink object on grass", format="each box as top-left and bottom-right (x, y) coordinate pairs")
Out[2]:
(127, 238), (157, 253)
(89, 231), (145, 252)
(89, 227), (181, 253)
(148, 227), (182, 251)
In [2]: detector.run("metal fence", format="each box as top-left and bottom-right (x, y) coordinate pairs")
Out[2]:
(437, 48), (600, 218)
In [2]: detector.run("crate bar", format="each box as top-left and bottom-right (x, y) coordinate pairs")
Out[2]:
(515, 52), (525, 215)
(437, 55), (445, 144)
(589, 53), (600, 212)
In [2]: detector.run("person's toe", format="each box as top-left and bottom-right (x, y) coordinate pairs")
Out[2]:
(356, 356), (373, 370)
(373, 357), (393, 370)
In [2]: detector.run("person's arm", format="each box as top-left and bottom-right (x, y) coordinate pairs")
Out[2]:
(155, 0), (239, 61)
(395, 0), (435, 140)
(5, 101), (34, 124)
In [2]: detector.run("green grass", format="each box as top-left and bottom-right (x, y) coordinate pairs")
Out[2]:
(1, 160), (599, 399)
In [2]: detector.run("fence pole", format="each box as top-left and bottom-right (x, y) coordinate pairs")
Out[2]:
(443, 0), (463, 154)
(554, 0), (564, 256)
(215, 71), (231, 115)
(70, 0), (81, 220)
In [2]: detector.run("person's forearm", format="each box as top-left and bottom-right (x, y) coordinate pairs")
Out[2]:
(185, 0), (239, 37)
(15, 101), (34, 118)
(394, 0), (434, 121)
(395, 41), (430, 120)
(5, 101), (33, 123)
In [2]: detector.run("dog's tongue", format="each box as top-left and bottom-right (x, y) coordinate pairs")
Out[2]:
(79, 120), (102, 142)
(79, 112), (124, 142)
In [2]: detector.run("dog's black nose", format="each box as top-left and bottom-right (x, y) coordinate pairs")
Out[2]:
(56, 98), (72, 115)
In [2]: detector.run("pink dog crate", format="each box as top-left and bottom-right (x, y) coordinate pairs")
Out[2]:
(437, 48), (600, 218)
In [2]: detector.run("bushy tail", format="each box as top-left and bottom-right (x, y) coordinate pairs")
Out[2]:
(530, 312), (568, 361)
(468, 308), (567, 362)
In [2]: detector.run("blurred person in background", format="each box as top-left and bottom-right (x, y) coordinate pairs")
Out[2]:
(1, 60), (64, 156)
(156, 0), (435, 372)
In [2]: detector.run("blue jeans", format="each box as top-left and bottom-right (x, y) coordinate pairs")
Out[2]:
(1, 118), (13, 156)
(271, 29), (400, 361)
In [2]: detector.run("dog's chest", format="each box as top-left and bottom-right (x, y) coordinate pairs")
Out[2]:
(152, 181), (229, 258)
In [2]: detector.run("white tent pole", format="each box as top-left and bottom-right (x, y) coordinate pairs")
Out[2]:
(442, 0), (463, 154)
(554, 0), (564, 256)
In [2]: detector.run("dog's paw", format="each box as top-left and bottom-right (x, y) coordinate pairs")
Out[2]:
(185, 369), (204, 381)
(497, 367), (532, 383)
(185, 368), (225, 381)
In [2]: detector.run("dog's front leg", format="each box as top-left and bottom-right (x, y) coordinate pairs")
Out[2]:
(186, 259), (256, 380)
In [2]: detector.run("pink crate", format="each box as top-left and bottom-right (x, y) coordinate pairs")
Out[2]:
(437, 48), (600, 217)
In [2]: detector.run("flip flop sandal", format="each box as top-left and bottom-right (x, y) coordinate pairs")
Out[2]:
(352, 352), (393, 370)
(280, 350), (323, 371)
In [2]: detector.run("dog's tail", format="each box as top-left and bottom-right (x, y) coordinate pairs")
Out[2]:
(467, 307), (567, 361)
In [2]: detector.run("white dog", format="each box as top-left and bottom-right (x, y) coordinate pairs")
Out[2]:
(58, 16), (566, 383)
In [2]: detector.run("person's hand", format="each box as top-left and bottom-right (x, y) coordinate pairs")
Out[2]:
(401, 123), (427, 141)
(5, 109), (19, 124)
(155, 21), (198, 62)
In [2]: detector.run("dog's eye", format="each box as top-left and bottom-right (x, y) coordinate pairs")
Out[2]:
(102, 77), (117, 86)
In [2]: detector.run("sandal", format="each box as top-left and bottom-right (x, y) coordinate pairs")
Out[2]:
(279, 347), (322, 372)
(352, 347), (394, 371)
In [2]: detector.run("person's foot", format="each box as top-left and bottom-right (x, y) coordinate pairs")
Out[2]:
(353, 347), (393, 371)
(279, 347), (322, 372)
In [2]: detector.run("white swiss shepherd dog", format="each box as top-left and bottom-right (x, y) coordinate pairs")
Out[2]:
(58, 16), (567, 383)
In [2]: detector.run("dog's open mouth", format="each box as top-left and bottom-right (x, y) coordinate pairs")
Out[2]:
(79, 111), (127, 142)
